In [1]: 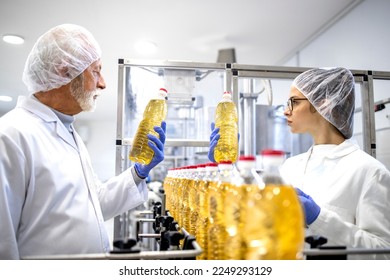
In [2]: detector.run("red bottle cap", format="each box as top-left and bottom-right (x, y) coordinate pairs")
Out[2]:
(261, 150), (285, 156)
(239, 155), (256, 161)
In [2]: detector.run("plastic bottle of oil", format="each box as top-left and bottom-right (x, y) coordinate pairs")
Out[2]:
(260, 150), (305, 260)
(224, 155), (257, 260)
(208, 161), (233, 260)
(214, 91), (238, 163)
(163, 168), (174, 215)
(244, 150), (304, 260)
(180, 166), (193, 231)
(173, 167), (185, 223)
(189, 164), (206, 237)
(196, 162), (218, 260)
(129, 88), (168, 164)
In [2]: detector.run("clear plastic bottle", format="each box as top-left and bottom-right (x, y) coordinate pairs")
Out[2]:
(196, 162), (218, 260)
(173, 167), (185, 223)
(163, 168), (174, 215)
(180, 166), (193, 231)
(129, 88), (168, 164)
(208, 161), (233, 260)
(225, 155), (257, 260)
(189, 164), (206, 237)
(263, 150), (305, 259)
(214, 91), (238, 163)
(253, 150), (305, 260)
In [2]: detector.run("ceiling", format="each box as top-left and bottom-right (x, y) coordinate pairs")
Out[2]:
(0, 0), (363, 121)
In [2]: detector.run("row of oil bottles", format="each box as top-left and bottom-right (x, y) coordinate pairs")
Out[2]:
(163, 151), (305, 260)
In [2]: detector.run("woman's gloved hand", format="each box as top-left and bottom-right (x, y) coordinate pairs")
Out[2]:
(134, 121), (166, 178)
(207, 122), (220, 162)
(296, 188), (321, 225)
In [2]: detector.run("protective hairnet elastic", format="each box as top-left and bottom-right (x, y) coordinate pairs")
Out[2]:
(22, 24), (101, 93)
(292, 67), (355, 139)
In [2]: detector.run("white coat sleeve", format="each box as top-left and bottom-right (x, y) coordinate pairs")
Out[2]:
(309, 168), (390, 259)
(94, 167), (148, 221)
(72, 131), (148, 222)
(0, 133), (28, 259)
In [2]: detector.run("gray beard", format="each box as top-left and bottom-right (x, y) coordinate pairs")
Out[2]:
(70, 75), (98, 112)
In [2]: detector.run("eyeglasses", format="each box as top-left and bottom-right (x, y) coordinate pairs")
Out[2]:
(286, 97), (308, 111)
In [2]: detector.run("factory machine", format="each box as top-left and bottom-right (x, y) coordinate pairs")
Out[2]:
(113, 60), (390, 259)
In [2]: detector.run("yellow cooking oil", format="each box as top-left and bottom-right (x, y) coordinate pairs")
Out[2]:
(224, 156), (257, 260)
(263, 184), (305, 260)
(179, 167), (192, 231)
(243, 150), (305, 260)
(196, 162), (218, 260)
(208, 161), (233, 260)
(181, 166), (195, 233)
(129, 88), (167, 165)
(214, 92), (238, 163)
(189, 164), (206, 237)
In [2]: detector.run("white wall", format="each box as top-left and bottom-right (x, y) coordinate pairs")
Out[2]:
(284, 0), (390, 71)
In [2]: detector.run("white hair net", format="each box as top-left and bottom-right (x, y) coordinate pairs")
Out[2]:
(292, 67), (355, 139)
(22, 24), (101, 93)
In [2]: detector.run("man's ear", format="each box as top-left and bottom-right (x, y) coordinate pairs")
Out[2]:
(58, 66), (71, 78)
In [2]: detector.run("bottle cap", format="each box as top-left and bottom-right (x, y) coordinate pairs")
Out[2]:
(197, 163), (207, 169)
(261, 150), (285, 168)
(205, 162), (219, 172)
(221, 91), (233, 100)
(238, 155), (256, 161)
(218, 160), (233, 164)
(261, 149), (284, 156)
(157, 88), (168, 99)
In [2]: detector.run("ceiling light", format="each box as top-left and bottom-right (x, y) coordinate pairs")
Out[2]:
(134, 40), (157, 55)
(0, 95), (13, 102)
(2, 34), (25, 45)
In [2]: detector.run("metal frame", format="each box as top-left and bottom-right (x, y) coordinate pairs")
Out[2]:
(116, 60), (390, 168)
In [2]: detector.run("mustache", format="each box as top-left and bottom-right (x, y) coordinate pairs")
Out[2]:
(89, 89), (100, 97)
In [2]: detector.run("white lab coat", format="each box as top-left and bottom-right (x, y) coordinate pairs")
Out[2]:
(280, 140), (390, 259)
(0, 96), (148, 259)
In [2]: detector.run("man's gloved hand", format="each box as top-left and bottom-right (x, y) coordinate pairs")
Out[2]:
(207, 122), (220, 162)
(134, 121), (166, 178)
(296, 188), (321, 225)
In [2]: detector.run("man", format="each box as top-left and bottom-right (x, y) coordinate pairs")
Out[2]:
(0, 24), (166, 259)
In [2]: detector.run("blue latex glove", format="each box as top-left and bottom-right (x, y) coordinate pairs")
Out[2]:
(207, 122), (240, 163)
(296, 188), (321, 225)
(134, 121), (166, 178)
(207, 122), (220, 162)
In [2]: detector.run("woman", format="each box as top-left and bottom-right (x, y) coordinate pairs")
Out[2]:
(280, 67), (390, 259)
(208, 67), (390, 259)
